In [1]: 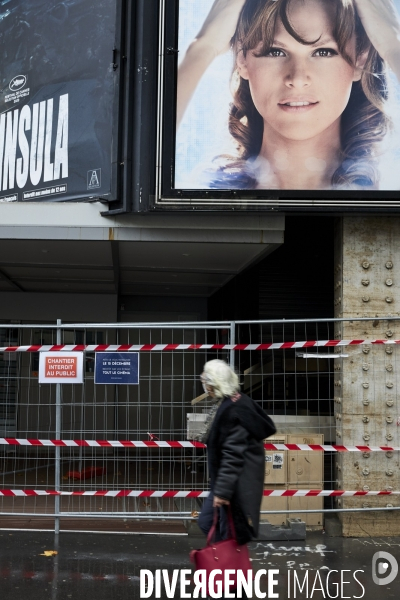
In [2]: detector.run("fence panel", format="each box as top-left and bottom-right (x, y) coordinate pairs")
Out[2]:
(0, 318), (399, 533)
(0, 322), (231, 526)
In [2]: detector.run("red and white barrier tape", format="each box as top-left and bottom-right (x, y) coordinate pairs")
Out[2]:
(0, 437), (399, 452)
(263, 443), (400, 452)
(262, 490), (399, 497)
(0, 489), (208, 498)
(1, 340), (400, 352)
(0, 489), (398, 498)
(0, 438), (205, 449)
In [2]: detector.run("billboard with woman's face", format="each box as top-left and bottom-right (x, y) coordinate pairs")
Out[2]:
(160, 0), (400, 208)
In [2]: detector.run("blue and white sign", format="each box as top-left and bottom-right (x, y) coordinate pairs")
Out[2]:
(95, 353), (139, 385)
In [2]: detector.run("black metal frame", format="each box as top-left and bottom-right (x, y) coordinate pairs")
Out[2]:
(105, 0), (160, 214)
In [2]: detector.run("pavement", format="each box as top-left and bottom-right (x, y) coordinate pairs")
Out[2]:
(0, 529), (399, 600)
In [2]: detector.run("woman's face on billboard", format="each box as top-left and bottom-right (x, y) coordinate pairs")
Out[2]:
(237, 0), (362, 144)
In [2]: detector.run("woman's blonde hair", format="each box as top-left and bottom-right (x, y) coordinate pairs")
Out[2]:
(202, 359), (240, 398)
(212, 0), (391, 190)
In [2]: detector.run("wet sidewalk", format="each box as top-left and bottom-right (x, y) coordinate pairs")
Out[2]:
(0, 529), (399, 599)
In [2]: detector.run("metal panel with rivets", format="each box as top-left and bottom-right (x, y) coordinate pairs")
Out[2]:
(334, 217), (400, 536)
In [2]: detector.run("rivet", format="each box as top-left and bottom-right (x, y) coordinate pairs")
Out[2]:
(362, 346), (370, 354)
(386, 261), (393, 270)
(386, 330), (394, 338)
(336, 413), (342, 421)
(385, 486), (393, 492)
(386, 433), (394, 441)
(386, 364), (393, 372)
(362, 364), (369, 371)
(363, 434), (370, 441)
(361, 279), (370, 286)
(336, 430), (342, 438)
(386, 279), (393, 286)
(363, 400), (370, 406)
(386, 297), (393, 303)
(386, 347), (393, 354)
(363, 452), (371, 459)
(362, 416), (370, 423)
(386, 452), (394, 459)
(386, 504), (394, 509)
(386, 382), (394, 389)
(363, 485), (370, 492)
(386, 400), (394, 407)
(362, 296), (370, 303)
(362, 468), (370, 476)
(386, 470), (394, 477)
(386, 416), (394, 424)
(362, 261), (370, 269)
(362, 383), (369, 389)
(363, 503), (371, 508)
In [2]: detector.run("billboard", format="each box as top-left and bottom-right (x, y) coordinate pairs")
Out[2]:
(0, 0), (118, 203)
(159, 0), (400, 208)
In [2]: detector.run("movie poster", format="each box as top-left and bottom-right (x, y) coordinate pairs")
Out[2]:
(0, 0), (117, 203)
(175, 0), (400, 196)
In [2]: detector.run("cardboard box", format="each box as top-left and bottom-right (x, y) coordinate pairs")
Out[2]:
(287, 493), (323, 527)
(287, 434), (324, 488)
(260, 488), (288, 526)
(186, 413), (207, 440)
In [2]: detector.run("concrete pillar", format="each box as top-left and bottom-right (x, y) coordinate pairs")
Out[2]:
(334, 217), (400, 536)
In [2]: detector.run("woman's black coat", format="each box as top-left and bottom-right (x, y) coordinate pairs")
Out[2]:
(207, 393), (276, 543)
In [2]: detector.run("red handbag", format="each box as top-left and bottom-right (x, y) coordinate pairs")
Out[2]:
(190, 506), (253, 595)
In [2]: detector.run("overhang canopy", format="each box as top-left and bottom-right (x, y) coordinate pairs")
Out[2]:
(0, 203), (284, 320)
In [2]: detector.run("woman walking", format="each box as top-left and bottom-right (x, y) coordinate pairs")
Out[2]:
(197, 359), (276, 545)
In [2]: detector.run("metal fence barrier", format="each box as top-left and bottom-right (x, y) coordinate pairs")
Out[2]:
(0, 318), (399, 533)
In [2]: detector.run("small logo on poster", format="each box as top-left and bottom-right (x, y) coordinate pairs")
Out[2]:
(5, 74), (30, 104)
(9, 75), (27, 91)
(88, 169), (101, 189)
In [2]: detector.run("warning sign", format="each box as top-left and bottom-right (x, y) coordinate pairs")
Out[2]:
(39, 352), (83, 384)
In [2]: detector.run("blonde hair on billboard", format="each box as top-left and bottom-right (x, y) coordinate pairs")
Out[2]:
(224, 0), (391, 190)
(202, 359), (240, 398)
